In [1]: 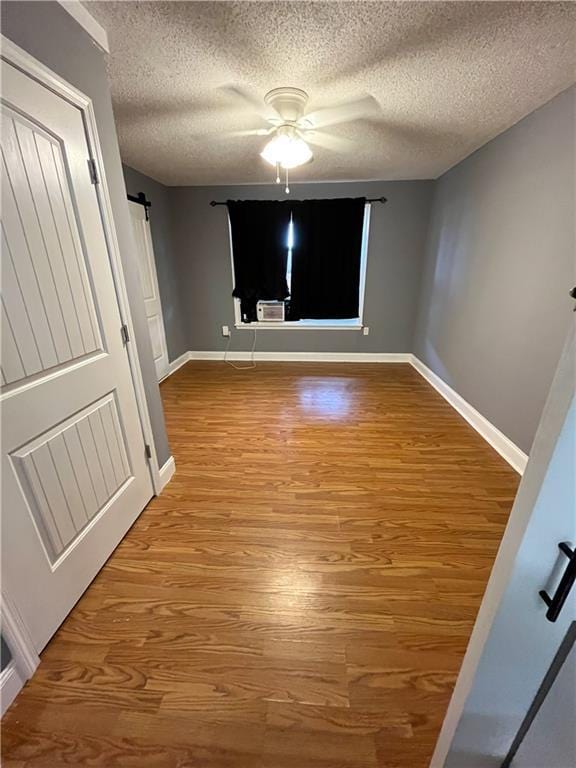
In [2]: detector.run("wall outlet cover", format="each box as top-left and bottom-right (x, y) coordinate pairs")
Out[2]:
(222, 325), (230, 337)
(363, 326), (370, 336)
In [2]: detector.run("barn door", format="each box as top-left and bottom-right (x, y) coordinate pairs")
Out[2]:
(128, 201), (169, 380)
(1, 57), (154, 651)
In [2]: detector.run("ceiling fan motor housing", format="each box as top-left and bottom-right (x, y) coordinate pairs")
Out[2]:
(264, 87), (309, 123)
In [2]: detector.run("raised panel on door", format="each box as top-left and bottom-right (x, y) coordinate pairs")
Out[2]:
(11, 395), (132, 563)
(1, 56), (154, 651)
(1, 109), (103, 390)
(148, 313), (166, 362)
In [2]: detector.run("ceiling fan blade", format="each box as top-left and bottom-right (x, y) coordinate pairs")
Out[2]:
(304, 131), (355, 153)
(304, 95), (380, 129)
(218, 85), (280, 120)
(226, 127), (274, 138)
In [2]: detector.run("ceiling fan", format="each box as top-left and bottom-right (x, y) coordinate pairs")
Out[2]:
(228, 87), (379, 192)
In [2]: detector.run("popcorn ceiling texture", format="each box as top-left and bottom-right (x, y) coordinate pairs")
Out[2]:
(88, 1), (576, 186)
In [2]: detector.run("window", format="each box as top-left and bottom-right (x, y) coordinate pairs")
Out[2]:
(232, 203), (370, 330)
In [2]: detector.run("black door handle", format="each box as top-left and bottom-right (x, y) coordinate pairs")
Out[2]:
(539, 542), (576, 622)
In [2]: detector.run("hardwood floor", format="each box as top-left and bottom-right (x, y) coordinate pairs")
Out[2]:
(2, 362), (519, 767)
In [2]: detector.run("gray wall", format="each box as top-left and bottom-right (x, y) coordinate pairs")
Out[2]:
(2, 1), (171, 467)
(413, 87), (575, 454)
(123, 165), (188, 361)
(167, 181), (433, 353)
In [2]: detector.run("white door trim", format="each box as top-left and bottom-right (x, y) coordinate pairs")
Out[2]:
(0, 590), (40, 717)
(430, 324), (575, 767)
(1, 592), (41, 715)
(0, 35), (162, 495)
(1, 593), (40, 681)
(1, 662), (26, 717)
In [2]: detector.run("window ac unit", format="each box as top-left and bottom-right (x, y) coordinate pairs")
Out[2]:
(257, 301), (285, 322)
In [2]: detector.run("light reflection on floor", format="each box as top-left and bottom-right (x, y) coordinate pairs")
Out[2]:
(297, 378), (354, 420)
(266, 570), (320, 610)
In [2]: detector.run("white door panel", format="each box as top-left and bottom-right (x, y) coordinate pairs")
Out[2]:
(129, 201), (169, 380)
(1, 59), (153, 651)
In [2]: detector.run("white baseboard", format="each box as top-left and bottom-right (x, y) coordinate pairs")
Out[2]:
(188, 351), (412, 363)
(158, 456), (176, 492)
(159, 351), (191, 382)
(159, 350), (410, 374)
(410, 356), (528, 475)
(1, 662), (25, 717)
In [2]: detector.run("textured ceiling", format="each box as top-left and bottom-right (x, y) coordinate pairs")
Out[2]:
(87, 1), (576, 186)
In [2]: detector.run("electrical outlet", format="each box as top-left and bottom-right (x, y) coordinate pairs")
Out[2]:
(363, 326), (370, 336)
(222, 325), (230, 337)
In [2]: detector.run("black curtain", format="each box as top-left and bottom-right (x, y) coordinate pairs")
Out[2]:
(227, 200), (291, 322)
(289, 198), (366, 320)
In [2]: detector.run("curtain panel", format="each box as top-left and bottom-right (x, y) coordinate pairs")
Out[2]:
(289, 198), (365, 320)
(227, 200), (291, 322)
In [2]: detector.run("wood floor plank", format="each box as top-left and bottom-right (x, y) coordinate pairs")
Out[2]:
(111, 711), (266, 759)
(262, 725), (379, 768)
(1, 362), (519, 767)
(265, 701), (413, 737)
(2, 725), (263, 768)
(145, 658), (349, 707)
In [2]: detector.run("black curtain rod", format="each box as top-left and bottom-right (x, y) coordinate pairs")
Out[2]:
(209, 196), (387, 207)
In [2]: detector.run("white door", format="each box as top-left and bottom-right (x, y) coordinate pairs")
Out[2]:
(444, 329), (576, 767)
(128, 201), (169, 380)
(1, 58), (154, 652)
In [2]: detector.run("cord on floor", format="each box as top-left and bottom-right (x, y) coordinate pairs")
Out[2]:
(224, 328), (257, 369)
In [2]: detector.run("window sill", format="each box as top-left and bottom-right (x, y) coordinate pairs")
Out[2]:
(235, 320), (363, 331)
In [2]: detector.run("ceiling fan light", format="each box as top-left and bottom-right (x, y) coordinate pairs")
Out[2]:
(260, 132), (313, 169)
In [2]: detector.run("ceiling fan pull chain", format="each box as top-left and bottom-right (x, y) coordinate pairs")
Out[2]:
(285, 166), (290, 194)
(276, 161), (281, 184)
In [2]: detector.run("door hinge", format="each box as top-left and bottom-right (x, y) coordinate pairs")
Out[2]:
(120, 324), (130, 345)
(144, 444), (152, 460)
(87, 158), (99, 185)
